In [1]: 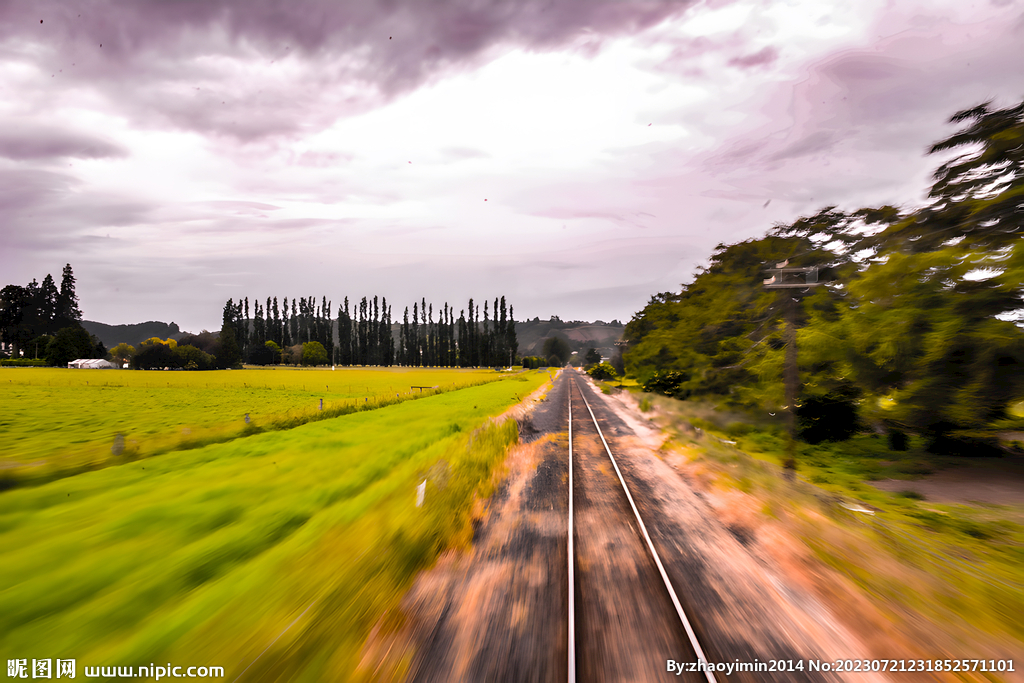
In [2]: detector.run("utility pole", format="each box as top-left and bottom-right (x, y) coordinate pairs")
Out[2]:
(763, 260), (825, 472)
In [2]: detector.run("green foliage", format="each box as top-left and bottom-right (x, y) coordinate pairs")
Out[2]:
(796, 386), (860, 444)
(642, 370), (690, 399)
(44, 326), (96, 367)
(887, 429), (909, 451)
(109, 343), (135, 365)
(0, 359), (48, 367)
(583, 348), (601, 367)
(174, 344), (215, 371)
(587, 362), (618, 381)
(217, 323), (241, 369)
(301, 341), (328, 366)
(281, 343), (302, 365)
(624, 97), (1024, 452)
(264, 340), (281, 365)
(25, 334), (53, 359)
(541, 336), (571, 365)
(132, 342), (177, 370)
(0, 265), (82, 356)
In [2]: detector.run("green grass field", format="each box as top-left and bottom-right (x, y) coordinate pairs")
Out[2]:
(1, 367), (513, 486)
(1, 368), (551, 681)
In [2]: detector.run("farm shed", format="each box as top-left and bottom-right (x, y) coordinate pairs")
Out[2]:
(68, 359), (117, 369)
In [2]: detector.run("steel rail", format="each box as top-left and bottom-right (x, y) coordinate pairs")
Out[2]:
(571, 375), (717, 683)
(567, 378), (576, 683)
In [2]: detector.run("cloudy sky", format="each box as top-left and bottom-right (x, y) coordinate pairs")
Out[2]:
(1, 0), (1022, 332)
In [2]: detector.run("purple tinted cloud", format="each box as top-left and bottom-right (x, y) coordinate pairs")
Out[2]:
(728, 45), (778, 69)
(0, 124), (126, 160)
(4, 0), (698, 141)
(3, 0), (1024, 331)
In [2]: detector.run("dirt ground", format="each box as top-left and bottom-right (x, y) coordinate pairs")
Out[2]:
(869, 458), (1024, 508)
(603, 389), (1023, 683)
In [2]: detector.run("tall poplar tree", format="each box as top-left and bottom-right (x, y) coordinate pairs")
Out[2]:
(282, 297), (291, 348)
(507, 304), (518, 365)
(290, 299), (298, 345)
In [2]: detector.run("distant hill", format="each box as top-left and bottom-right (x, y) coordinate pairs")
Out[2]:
(515, 317), (624, 358)
(82, 320), (185, 348)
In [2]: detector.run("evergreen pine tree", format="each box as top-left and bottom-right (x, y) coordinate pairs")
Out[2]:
(56, 264), (82, 325)
(38, 274), (58, 333)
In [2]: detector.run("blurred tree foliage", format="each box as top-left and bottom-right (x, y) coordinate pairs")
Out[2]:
(1, 264), (84, 358)
(301, 341), (329, 366)
(587, 362), (618, 381)
(131, 337), (215, 370)
(541, 336), (572, 366)
(625, 99), (1024, 452)
(45, 326), (100, 367)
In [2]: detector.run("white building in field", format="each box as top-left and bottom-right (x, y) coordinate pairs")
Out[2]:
(68, 359), (117, 369)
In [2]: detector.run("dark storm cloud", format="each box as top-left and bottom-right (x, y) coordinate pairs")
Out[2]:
(8, 0), (696, 141)
(0, 124), (127, 160)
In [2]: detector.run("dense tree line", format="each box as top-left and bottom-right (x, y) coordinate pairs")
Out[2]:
(0, 264), (106, 364)
(624, 98), (1024, 454)
(221, 295), (333, 365)
(220, 294), (518, 367)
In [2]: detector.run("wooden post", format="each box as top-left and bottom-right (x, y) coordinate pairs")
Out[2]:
(763, 262), (827, 474)
(783, 293), (798, 472)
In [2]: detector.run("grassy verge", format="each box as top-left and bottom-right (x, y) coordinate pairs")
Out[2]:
(589, 376), (639, 395)
(0, 367), (519, 489)
(639, 394), (1024, 653)
(0, 370), (549, 681)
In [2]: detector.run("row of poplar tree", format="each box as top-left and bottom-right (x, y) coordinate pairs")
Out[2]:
(221, 294), (518, 367)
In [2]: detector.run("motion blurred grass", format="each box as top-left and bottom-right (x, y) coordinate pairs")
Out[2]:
(0, 367), (511, 487)
(643, 394), (1024, 648)
(0, 370), (548, 681)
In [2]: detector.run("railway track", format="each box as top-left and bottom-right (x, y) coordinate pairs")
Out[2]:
(566, 369), (716, 683)
(405, 368), (829, 683)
